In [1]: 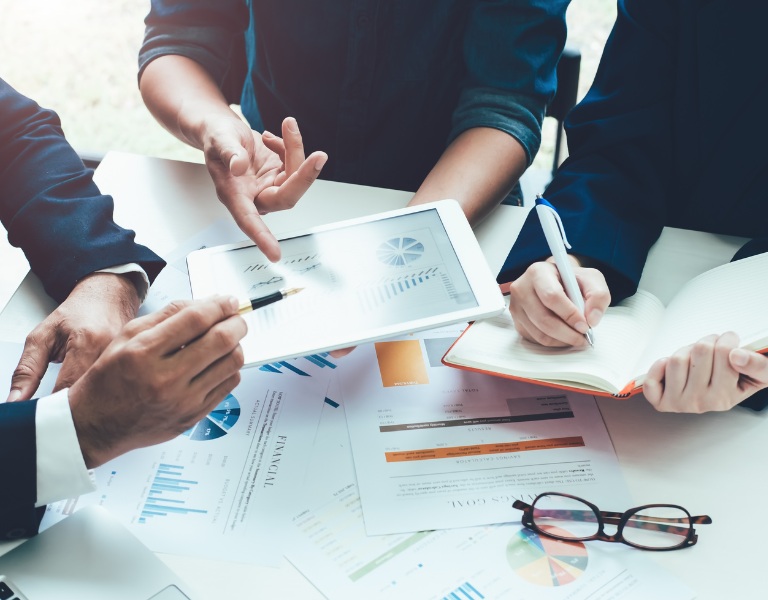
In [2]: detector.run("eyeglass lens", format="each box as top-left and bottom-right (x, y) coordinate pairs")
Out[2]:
(622, 506), (692, 548)
(531, 494), (692, 549)
(532, 494), (599, 539)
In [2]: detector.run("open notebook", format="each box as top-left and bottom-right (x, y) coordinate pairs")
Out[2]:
(443, 252), (768, 397)
(0, 506), (194, 600)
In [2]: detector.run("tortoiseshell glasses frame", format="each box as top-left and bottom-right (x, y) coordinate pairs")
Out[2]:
(513, 492), (712, 551)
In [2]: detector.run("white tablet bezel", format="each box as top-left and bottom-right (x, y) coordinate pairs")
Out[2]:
(186, 199), (504, 367)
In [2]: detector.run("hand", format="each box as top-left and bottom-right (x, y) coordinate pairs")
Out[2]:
(643, 332), (768, 413)
(7, 273), (141, 403)
(507, 256), (610, 347)
(201, 114), (327, 262)
(68, 296), (247, 468)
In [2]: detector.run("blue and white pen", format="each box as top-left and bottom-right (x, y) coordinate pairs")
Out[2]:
(535, 195), (595, 347)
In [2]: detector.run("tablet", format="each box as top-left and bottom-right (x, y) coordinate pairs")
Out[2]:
(186, 200), (505, 367)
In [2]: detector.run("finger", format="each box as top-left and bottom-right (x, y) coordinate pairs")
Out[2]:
(8, 332), (56, 402)
(643, 357), (668, 406)
(509, 301), (576, 348)
(190, 343), (245, 393)
(222, 194), (282, 261)
(53, 344), (102, 392)
(261, 130), (286, 163)
(577, 269), (610, 328)
(228, 149), (251, 177)
(147, 297), (240, 356)
(177, 315), (247, 380)
(685, 334), (717, 393)
(281, 117), (306, 176)
(531, 263), (590, 344)
(201, 372), (242, 415)
(661, 346), (692, 404)
(730, 347), (768, 386)
(206, 132), (253, 178)
(710, 332), (741, 388)
(121, 299), (193, 338)
(258, 151), (327, 211)
(329, 346), (356, 359)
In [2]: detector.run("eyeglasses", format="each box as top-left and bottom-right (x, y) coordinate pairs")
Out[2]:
(513, 492), (712, 551)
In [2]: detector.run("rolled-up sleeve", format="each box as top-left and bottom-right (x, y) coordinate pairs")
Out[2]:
(139, 0), (248, 96)
(450, 0), (569, 164)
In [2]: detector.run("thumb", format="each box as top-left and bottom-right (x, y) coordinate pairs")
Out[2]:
(8, 337), (52, 402)
(206, 132), (251, 177)
(730, 348), (768, 385)
(578, 272), (610, 328)
(227, 148), (250, 177)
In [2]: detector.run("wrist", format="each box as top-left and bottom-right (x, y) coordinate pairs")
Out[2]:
(180, 101), (242, 151)
(75, 272), (140, 319)
(68, 383), (111, 469)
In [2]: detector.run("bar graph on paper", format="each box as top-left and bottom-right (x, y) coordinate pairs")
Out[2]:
(139, 463), (208, 523)
(443, 582), (485, 600)
(260, 352), (338, 377)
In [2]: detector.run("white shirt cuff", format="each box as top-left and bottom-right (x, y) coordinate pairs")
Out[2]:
(35, 389), (96, 507)
(96, 263), (150, 302)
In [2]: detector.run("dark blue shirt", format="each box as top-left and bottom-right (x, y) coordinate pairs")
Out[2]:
(140, 0), (567, 193)
(499, 0), (768, 299)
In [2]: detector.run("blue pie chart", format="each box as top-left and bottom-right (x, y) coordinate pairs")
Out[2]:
(182, 394), (240, 441)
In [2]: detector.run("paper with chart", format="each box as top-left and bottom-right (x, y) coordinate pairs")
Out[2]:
(40, 367), (329, 565)
(286, 479), (695, 600)
(338, 327), (628, 534)
(186, 207), (499, 366)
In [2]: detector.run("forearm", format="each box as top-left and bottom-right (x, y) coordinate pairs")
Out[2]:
(410, 127), (527, 225)
(139, 55), (241, 150)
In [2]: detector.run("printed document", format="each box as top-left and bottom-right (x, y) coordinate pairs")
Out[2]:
(40, 367), (329, 565)
(286, 480), (695, 600)
(338, 327), (627, 534)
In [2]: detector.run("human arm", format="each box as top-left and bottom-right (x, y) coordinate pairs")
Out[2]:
(419, 0), (566, 222)
(410, 127), (528, 225)
(139, 42), (326, 260)
(0, 78), (164, 302)
(497, 0), (679, 299)
(643, 333), (768, 413)
(0, 77), (166, 400)
(0, 296), (245, 537)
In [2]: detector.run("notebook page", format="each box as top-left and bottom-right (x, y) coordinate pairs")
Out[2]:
(634, 252), (768, 378)
(445, 291), (665, 393)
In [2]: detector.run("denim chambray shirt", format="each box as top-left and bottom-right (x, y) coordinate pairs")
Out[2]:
(140, 0), (567, 194)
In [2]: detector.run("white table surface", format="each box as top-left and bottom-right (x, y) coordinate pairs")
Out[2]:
(1, 151), (765, 599)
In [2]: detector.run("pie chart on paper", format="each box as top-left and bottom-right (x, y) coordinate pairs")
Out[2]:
(506, 526), (588, 587)
(182, 394), (241, 441)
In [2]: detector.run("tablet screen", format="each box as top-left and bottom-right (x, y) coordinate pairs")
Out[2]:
(189, 204), (498, 366)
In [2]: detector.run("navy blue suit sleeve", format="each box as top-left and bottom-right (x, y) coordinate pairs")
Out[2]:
(0, 400), (44, 539)
(498, 0), (679, 302)
(0, 78), (165, 303)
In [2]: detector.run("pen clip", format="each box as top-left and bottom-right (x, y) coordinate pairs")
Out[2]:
(535, 196), (572, 250)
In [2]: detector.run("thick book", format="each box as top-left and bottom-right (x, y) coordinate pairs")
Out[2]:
(442, 252), (768, 397)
